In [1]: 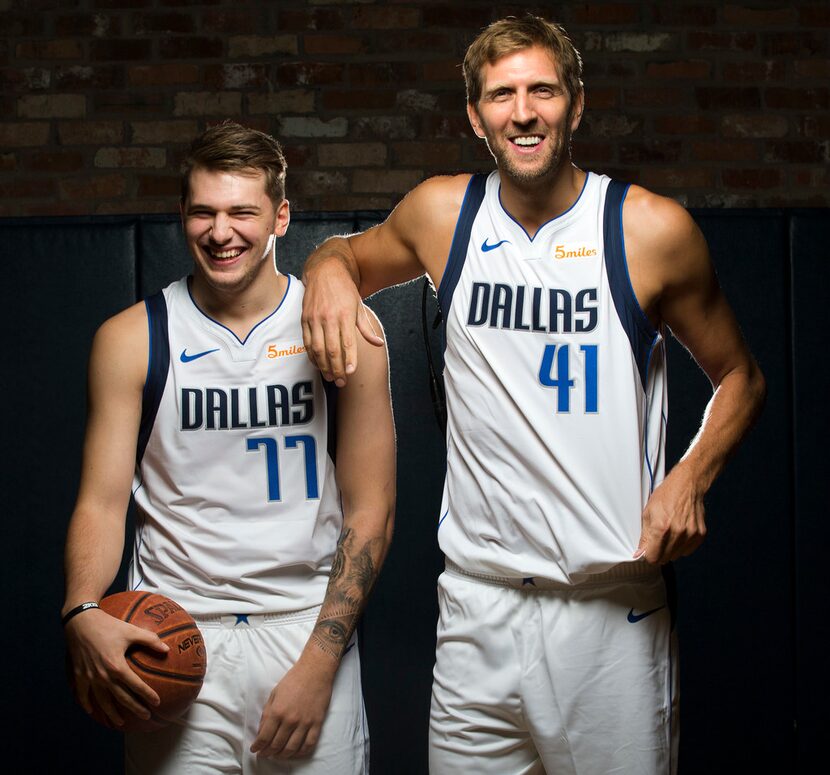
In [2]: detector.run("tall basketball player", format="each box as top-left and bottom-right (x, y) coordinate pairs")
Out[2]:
(62, 122), (395, 774)
(300, 16), (765, 775)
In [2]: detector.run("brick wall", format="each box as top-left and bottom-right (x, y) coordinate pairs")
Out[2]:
(1, 0), (827, 215)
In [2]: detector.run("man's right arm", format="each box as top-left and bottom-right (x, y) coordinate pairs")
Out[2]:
(301, 174), (470, 385)
(63, 303), (168, 726)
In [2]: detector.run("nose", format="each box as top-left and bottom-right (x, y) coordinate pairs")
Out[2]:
(511, 90), (536, 126)
(209, 212), (233, 243)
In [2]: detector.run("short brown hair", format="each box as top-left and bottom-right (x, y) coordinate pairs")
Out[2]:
(463, 15), (583, 107)
(181, 121), (287, 205)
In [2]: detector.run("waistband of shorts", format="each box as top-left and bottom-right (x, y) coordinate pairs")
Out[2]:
(444, 559), (659, 590)
(193, 604), (322, 628)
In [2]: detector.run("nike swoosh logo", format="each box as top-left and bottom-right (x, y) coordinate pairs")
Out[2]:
(627, 605), (665, 623)
(180, 347), (220, 363)
(481, 238), (510, 252)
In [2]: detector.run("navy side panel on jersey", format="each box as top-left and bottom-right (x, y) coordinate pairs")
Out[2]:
(137, 291), (170, 464)
(438, 173), (487, 351)
(602, 179), (658, 388)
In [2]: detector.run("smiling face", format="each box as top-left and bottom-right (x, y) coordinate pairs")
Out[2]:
(181, 166), (289, 299)
(467, 45), (583, 187)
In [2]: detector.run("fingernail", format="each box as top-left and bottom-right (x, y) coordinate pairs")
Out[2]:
(335, 378), (345, 388)
(633, 549), (645, 559)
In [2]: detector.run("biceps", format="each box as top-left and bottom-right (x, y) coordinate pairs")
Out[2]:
(352, 223), (424, 298)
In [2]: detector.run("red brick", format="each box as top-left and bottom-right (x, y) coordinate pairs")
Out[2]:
(290, 170), (349, 197)
(173, 91), (242, 117)
(19, 94), (86, 118)
(424, 114), (476, 139)
(0, 178), (56, 198)
(799, 5), (830, 26)
(95, 92), (165, 115)
(317, 194), (394, 211)
(131, 120), (198, 144)
(128, 64), (200, 86)
(95, 146), (167, 168)
(132, 12), (195, 34)
(766, 88), (829, 110)
(54, 65), (124, 90)
(721, 169), (782, 188)
(722, 60), (786, 82)
(687, 31), (756, 51)
(723, 5), (797, 26)
(581, 113), (642, 138)
(422, 5), (491, 28)
(794, 59), (830, 78)
(353, 169), (424, 194)
(347, 63), (419, 87)
(204, 63), (269, 89)
(159, 37), (223, 59)
(764, 141), (825, 164)
(696, 87), (761, 110)
(801, 115), (830, 138)
(392, 141), (461, 167)
(603, 32), (678, 53)
(304, 35), (367, 55)
(277, 9), (346, 32)
(276, 62), (342, 87)
(762, 32), (827, 56)
(55, 13), (121, 36)
(352, 116), (418, 141)
(16, 39), (83, 60)
(0, 11), (46, 35)
(58, 120), (124, 145)
(619, 140), (682, 164)
(423, 60), (460, 82)
(0, 67), (51, 91)
(624, 86), (690, 108)
(640, 168), (715, 189)
(229, 35), (297, 58)
(137, 175), (181, 197)
(202, 9), (267, 34)
(654, 6), (717, 25)
(375, 30), (452, 54)
(572, 4), (641, 24)
(654, 115), (718, 134)
(323, 89), (396, 111)
(93, 0), (154, 7)
(721, 114), (788, 138)
(248, 91), (315, 115)
(318, 142), (387, 167)
(352, 6), (419, 29)
(58, 173), (127, 200)
(282, 145), (315, 168)
(90, 39), (152, 61)
(646, 60), (711, 79)
(571, 140), (615, 165)
(0, 153), (16, 171)
(24, 150), (84, 172)
(691, 140), (759, 162)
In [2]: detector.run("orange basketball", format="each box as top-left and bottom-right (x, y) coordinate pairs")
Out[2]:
(91, 591), (207, 732)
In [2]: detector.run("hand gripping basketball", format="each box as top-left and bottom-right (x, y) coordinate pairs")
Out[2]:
(89, 591), (208, 732)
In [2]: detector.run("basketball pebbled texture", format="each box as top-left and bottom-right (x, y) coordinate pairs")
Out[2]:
(91, 591), (207, 732)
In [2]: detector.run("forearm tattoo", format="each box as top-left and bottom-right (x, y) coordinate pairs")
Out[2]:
(312, 528), (384, 661)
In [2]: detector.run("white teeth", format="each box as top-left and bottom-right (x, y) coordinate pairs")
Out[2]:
(211, 249), (243, 259)
(514, 136), (541, 147)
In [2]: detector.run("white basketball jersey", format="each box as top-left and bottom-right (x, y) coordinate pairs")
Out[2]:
(129, 276), (341, 615)
(436, 171), (667, 583)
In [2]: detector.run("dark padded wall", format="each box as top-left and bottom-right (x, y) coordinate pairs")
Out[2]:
(1, 210), (825, 774)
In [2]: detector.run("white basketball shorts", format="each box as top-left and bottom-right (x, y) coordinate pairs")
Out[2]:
(126, 606), (369, 775)
(429, 563), (678, 775)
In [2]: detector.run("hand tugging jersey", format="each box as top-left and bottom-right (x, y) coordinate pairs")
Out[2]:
(436, 171), (667, 584)
(129, 276), (341, 616)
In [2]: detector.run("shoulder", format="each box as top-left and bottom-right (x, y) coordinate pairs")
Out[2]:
(391, 174), (474, 235)
(621, 184), (710, 291)
(90, 300), (150, 389)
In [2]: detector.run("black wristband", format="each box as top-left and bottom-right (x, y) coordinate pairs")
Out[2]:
(61, 601), (100, 627)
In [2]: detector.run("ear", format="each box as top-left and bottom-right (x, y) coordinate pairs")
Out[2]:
(570, 89), (585, 133)
(274, 199), (290, 237)
(467, 102), (485, 139)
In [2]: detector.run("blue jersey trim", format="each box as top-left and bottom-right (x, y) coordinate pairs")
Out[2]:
(137, 291), (170, 465)
(186, 274), (292, 346)
(602, 180), (658, 389)
(498, 171), (591, 242)
(437, 173), (487, 352)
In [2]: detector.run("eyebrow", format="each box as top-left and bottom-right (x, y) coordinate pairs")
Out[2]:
(185, 203), (263, 213)
(483, 78), (562, 98)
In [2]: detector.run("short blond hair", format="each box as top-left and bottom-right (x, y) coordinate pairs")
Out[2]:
(463, 15), (583, 106)
(181, 121), (287, 205)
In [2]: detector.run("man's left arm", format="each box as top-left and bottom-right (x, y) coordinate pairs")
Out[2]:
(251, 308), (395, 759)
(624, 190), (766, 565)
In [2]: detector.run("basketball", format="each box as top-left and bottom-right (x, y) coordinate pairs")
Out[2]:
(91, 591), (207, 732)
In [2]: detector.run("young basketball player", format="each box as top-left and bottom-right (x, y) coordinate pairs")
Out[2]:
(62, 122), (395, 774)
(300, 16), (765, 775)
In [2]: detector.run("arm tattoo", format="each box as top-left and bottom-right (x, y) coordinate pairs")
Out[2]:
(311, 531), (383, 661)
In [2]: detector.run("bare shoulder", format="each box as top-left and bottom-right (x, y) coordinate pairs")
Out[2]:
(90, 300), (150, 390)
(622, 184), (710, 304)
(392, 174), (473, 239)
